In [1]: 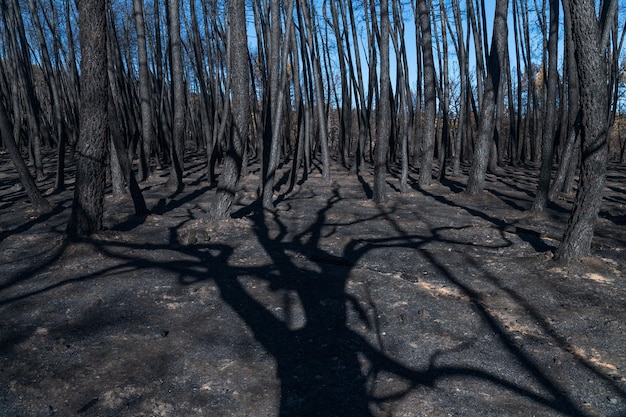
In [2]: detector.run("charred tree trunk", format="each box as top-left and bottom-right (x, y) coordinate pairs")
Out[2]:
(555, 0), (614, 260)
(66, 0), (109, 239)
(262, 0), (285, 210)
(165, 0), (185, 192)
(417, 0), (437, 186)
(300, 0), (331, 181)
(466, 0), (508, 196)
(450, 0), (468, 177)
(531, 0), (560, 213)
(27, 0), (65, 190)
(549, 0), (581, 201)
(373, 0), (391, 204)
(133, 0), (154, 181)
(0, 93), (51, 213)
(211, 0), (251, 219)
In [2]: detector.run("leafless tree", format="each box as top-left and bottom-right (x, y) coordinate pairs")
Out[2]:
(66, 0), (109, 238)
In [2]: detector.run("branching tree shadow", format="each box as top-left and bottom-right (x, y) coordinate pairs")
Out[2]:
(2, 184), (613, 416)
(174, 189), (590, 416)
(179, 191), (433, 416)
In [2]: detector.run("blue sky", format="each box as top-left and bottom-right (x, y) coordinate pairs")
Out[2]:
(399, 1), (522, 94)
(241, 1), (618, 104)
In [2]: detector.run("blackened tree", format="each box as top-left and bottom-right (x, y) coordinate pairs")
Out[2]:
(0, 92), (51, 213)
(210, 0), (251, 219)
(373, 0), (391, 204)
(132, 0), (154, 182)
(466, 0), (508, 196)
(416, 0), (436, 186)
(66, 0), (109, 239)
(165, 0), (185, 192)
(555, 0), (616, 260)
(531, 0), (560, 213)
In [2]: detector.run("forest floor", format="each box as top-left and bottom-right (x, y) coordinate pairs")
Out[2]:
(0, 153), (625, 417)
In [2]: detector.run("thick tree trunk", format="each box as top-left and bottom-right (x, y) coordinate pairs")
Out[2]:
(165, 0), (185, 192)
(211, 0), (251, 220)
(133, 0), (154, 181)
(466, 0), (508, 196)
(417, 0), (437, 186)
(66, 0), (109, 239)
(555, 0), (613, 260)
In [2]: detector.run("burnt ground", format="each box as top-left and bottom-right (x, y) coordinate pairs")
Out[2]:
(0, 154), (625, 417)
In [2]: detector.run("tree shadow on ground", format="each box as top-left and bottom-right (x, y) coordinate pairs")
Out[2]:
(176, 191), (432, 416)
(403, 185), (626, 406)
(171, 190), (589, 416)
(0, 202), (67, 243)
(1, 186), (614, 416)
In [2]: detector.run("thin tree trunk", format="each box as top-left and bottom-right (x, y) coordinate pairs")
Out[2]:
(531, 0), (560, 213)
(108, 83), (149, 217)
(346, 0), (368, 174)
(550, 0), (581, 201)
(467, 0), (484, 109)
(450, 0), (467, 177)
(133, 0), (154, 181)
(373, 0), (391, 204)
(329, 0), (351, 170)
(393, 0), (411, 192)
(27, 0), (65, 190)
(189, 0), (216, 185)
(0, 93), (51, 213)
(262, 0), (288, 210)
(437, 0), (451, 182)
(64, 0), (80, 155)
(300, 0), (331, 181)
(3, 0), (45, 180)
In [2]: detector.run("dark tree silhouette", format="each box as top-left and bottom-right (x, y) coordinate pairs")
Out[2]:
(556, 0), (615, 260)
(210, 0), (251, 219)
(66, 0), (109, 239)
(0, 92), (51, 213)
(416, 0), (437, 186)
(374, 0), (391, 204)
(467, 0), (508, 196)
(531, 0), (560, 213)
(132, 0), (154, 181)
(165, 0), (185, 192)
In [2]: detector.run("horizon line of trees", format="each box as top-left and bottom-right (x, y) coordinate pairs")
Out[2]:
(0, 0), (624, 260)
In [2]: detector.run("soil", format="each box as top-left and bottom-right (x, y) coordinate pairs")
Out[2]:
(1, 155), (625, 417)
